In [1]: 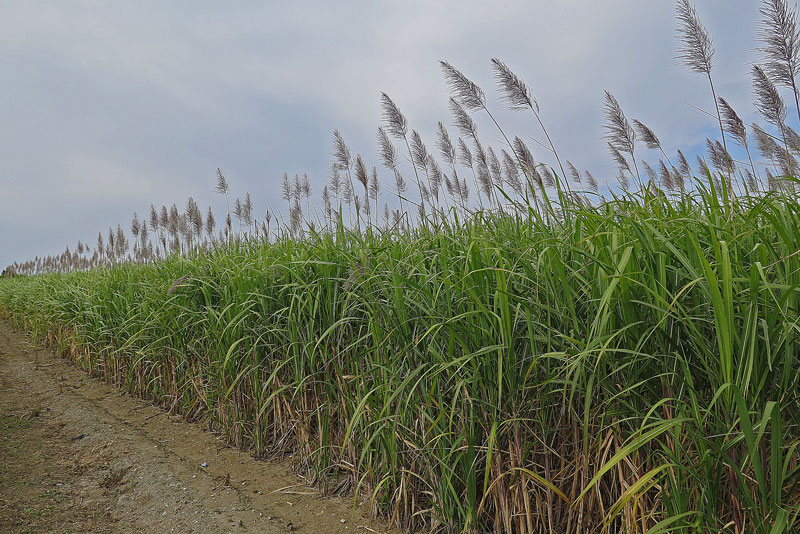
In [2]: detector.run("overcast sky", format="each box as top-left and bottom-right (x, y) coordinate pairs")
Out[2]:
(0, 1), (768, 269)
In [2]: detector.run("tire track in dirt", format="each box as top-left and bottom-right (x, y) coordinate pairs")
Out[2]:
(0, 320), (397, 534)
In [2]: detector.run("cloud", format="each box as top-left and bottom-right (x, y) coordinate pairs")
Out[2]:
(0, 1), (772, 268)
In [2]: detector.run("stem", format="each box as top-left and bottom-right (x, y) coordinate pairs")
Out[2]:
(744, 142), (759, 193)
(707, 73), (735, 204)
(658, 148), (674, 169)
(629, 149), (643, 193)
(343, 166), (359, 232)
(707, 73), (727, 153)
(468, 164), (484, 210)
(402, 136), (426, 224)
(791, 72), (800, 125)
(526, 105), (571, 195)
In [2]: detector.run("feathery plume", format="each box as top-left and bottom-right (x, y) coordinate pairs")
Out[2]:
(753, 64), (787, 125)
(419, 182), (430, 204)
(393, 168), (407, 194)
(473, 139), (488, 168)
(160, 205), (169, 229)
(676, 0), (715, 76)
(632, 119), (662, 149)
(215, 168), (229, 195)
(785, 125), (800, 151)
(642, 160), (657, 184)
(116, 224), (128, 255)
(322, 185), (331, 219)
(332, 129), (352, 171)
(617, 169), (629, 191)
(427, 156), (441, 202)
(191, 209), (203, 237)
(676, 149), (691, 176)
(242, 193), (253, 226)
(290, 198), (302, 234)
(440, 60), (485, 111)
(608, 142), (632, 174)
(493, 58), (567, 186)
(490, 58), (535, 111)
(457, 138), (473, 167)
(436, 122), (456, 165)
(445, 173), (455, 197)
(417, 200), (426, 220)
(744, 168), (758, 191)
(233, 198), (242, 223)
(169, 204), (179, 232)
(107, 227), (115, 256)
(753, 123), (781, 160)
(187, 197), (203, 235)
(380, 92), (408, 139)
(513, 137), (536, 174)
(718, 97), (747, 146)
(603, 92), (641, 186)
(460, 177), (470, 202)
(779, 151), (799, 177)
(329, 163), (341, 196)
(706, 138), (734, 173)
(449, 98), (479, 140)
(696, 155), (711, 177)
(292, 174), (302, 201)
(139, 222), (148, 248)
(758, 0), (800, 115)
(766, 167), (779, 190)
(131, 213), (140, 238)
(487, 146), (502, 187)
(671, 166), (685, 191)
(566, 161), (582, 184)
(659, 160), (674, 190)
(150, 204), (159, 232)
(476, 160), (493, 199)
(167, 274), (190, 295)
(377, 127), (398, 169)
(354, 155), (369, 192)
(501, 149), (523, 195)
(206, 206), (215, 237)
(410, 130), (429, 170)
(342, 177), (353, 204)
(676, 0), (727, 151)
(185, 196), (198, 220)
(539, 165), (555, 188)
(281, 172), (291, 202)
(603, 91), (636, 156)
(584, 170), (599, 193)
(370, 166), (380, 201)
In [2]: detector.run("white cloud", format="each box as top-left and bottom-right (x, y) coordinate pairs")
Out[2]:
(62, 153), (157, 201)
(0, 0), (778, 268)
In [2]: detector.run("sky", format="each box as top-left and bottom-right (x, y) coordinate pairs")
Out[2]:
(0, 1), (771, 269)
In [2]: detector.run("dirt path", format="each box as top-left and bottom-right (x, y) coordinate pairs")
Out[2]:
(0, 320), (397, 534)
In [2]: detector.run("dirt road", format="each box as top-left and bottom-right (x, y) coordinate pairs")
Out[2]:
(0, 320), (397, 534)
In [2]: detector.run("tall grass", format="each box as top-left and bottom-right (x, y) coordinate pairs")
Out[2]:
(2, 184), (799, 532)
(3, 1), (800, 531)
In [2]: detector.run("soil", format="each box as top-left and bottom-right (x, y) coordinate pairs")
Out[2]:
(0, 319), (399, 534)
